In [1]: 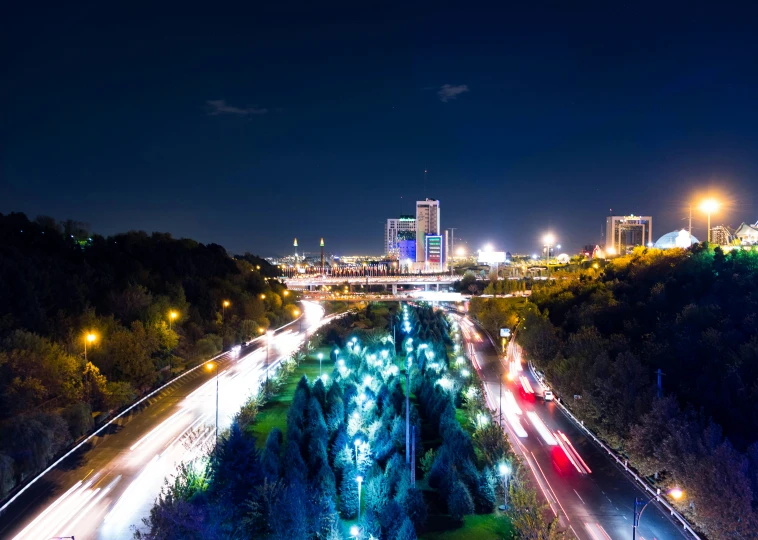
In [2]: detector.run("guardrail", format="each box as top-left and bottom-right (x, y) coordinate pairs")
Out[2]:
(0, 302), (319, 516)
(527, 362), (701, 539)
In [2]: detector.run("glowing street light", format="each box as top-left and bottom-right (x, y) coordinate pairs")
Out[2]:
(168, 310), (178, 330)
(543, 233), (556, 266)
(498, 462), (511, 510)
(318, 352), (324, 376)
(699, 198), (719, 243)
(84, 332), (97, 363)
(222, 300), (230, 323)
(633, 487), (685, 540)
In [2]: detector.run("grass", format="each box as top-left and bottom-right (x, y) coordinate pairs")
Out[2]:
(249, 347), (330, 448)
(422, 512), (514, 540)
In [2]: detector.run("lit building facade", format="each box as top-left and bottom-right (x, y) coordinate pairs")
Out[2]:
(385, 216), (416, 258)
(734, 222), (758, 245)
(416, 199), (440, 264)
(605, 215), (653, 254)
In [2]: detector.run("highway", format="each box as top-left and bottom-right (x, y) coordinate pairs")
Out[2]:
(0, 301), (327, 540)
(454, 314), (690, 540)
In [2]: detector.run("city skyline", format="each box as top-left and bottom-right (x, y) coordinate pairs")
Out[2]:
(3, 3), (758, 254)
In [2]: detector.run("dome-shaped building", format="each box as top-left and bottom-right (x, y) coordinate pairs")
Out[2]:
(654, 229), (699, 249)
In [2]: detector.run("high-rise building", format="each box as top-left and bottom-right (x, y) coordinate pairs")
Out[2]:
(605, 215), (653, 254)
(416, 199), (440, 263)
(385, 216), (416, 258)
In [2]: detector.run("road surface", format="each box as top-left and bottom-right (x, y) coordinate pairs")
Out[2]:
(0, 301), (328, 539)
(454, 314), (691, 540)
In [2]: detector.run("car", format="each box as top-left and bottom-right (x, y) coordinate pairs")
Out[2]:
(543, 390), (554, 401)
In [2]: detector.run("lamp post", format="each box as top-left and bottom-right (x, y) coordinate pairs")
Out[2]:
(206, 362), (219, 446)
(498, 463), (511, 510)
(222, 300), (230, 323)
(318, 352), (324, 377)
(356, 475), (363, 520)
(168, 311), (178, 373)
(632, 488), (684, 540)
(699, 199), (719, 243)
(293, 308), (301, 332)
(543, 234), (555, 277)
(354, 439), (361, 464)
(84, 332), (96, 363)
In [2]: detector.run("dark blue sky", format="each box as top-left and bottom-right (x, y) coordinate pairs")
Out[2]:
(3, 1), (758, 256)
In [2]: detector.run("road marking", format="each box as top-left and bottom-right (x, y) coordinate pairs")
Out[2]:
(574, 489), (585, 504)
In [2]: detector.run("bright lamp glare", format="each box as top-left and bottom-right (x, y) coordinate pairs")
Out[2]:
(543, 233), (555, 245)
(700, 199), (719, 213)
(670, 488), (684, 500)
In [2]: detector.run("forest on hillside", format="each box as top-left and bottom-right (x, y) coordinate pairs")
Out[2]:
(0, 212), (295, 498)
(519, 245), (758, 538)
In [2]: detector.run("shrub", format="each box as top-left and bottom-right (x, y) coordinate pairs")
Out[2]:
(61, 402), (94, 439)
(447, 480), (475, 523)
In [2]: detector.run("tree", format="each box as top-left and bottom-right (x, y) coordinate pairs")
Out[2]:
(507, 472), (556, 540)
(398, 486), (427, 532)
(105, 321), (156, 389)
(261, 428), (283, 482)
(240, 319), (259, 342)
(60, 401), (94, 439)
(364, 474), (389, 513)
(447, 480), (475, 523)
(395, 517), (417, 540)
(339, 465), (360, 518)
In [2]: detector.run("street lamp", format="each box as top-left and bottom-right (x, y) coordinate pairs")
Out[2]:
(168, 310), (178, 330)
(498, 462), (511, 510)
(350, 525), (361, 539)
(168, 311), (178, 373)
(356, 475), (363, 520)
(84, 332), (97, 363)
(632, 487), (684, 540)
(699, 198), (719, 243)
(206, 362), (219, 446)
(222, 300), (230, 323)
(318, 352), (324, 376)
(543, 233), (555, 264)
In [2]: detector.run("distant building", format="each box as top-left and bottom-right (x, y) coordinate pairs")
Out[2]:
(385, 215), (416, 258)
(654, 230), (699, 249)
(710, 225), (733, 246)
(606, 215), (653, 254)
(398, 239), (416, 263)
(734, 222), (758, 245)
(416, 199), (440, 264)
(424, 234), (446, 271)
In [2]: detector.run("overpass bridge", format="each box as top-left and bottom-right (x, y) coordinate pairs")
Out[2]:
(283, 275), (459, 294)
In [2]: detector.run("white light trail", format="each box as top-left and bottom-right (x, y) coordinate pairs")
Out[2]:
(527, 411), (557, 445)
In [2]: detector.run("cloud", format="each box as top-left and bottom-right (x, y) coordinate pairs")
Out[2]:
(437, 84), (469, 102)
(206, 99), (268, 116)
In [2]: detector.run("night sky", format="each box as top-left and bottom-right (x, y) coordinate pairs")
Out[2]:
(3, 2), (758, 256)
